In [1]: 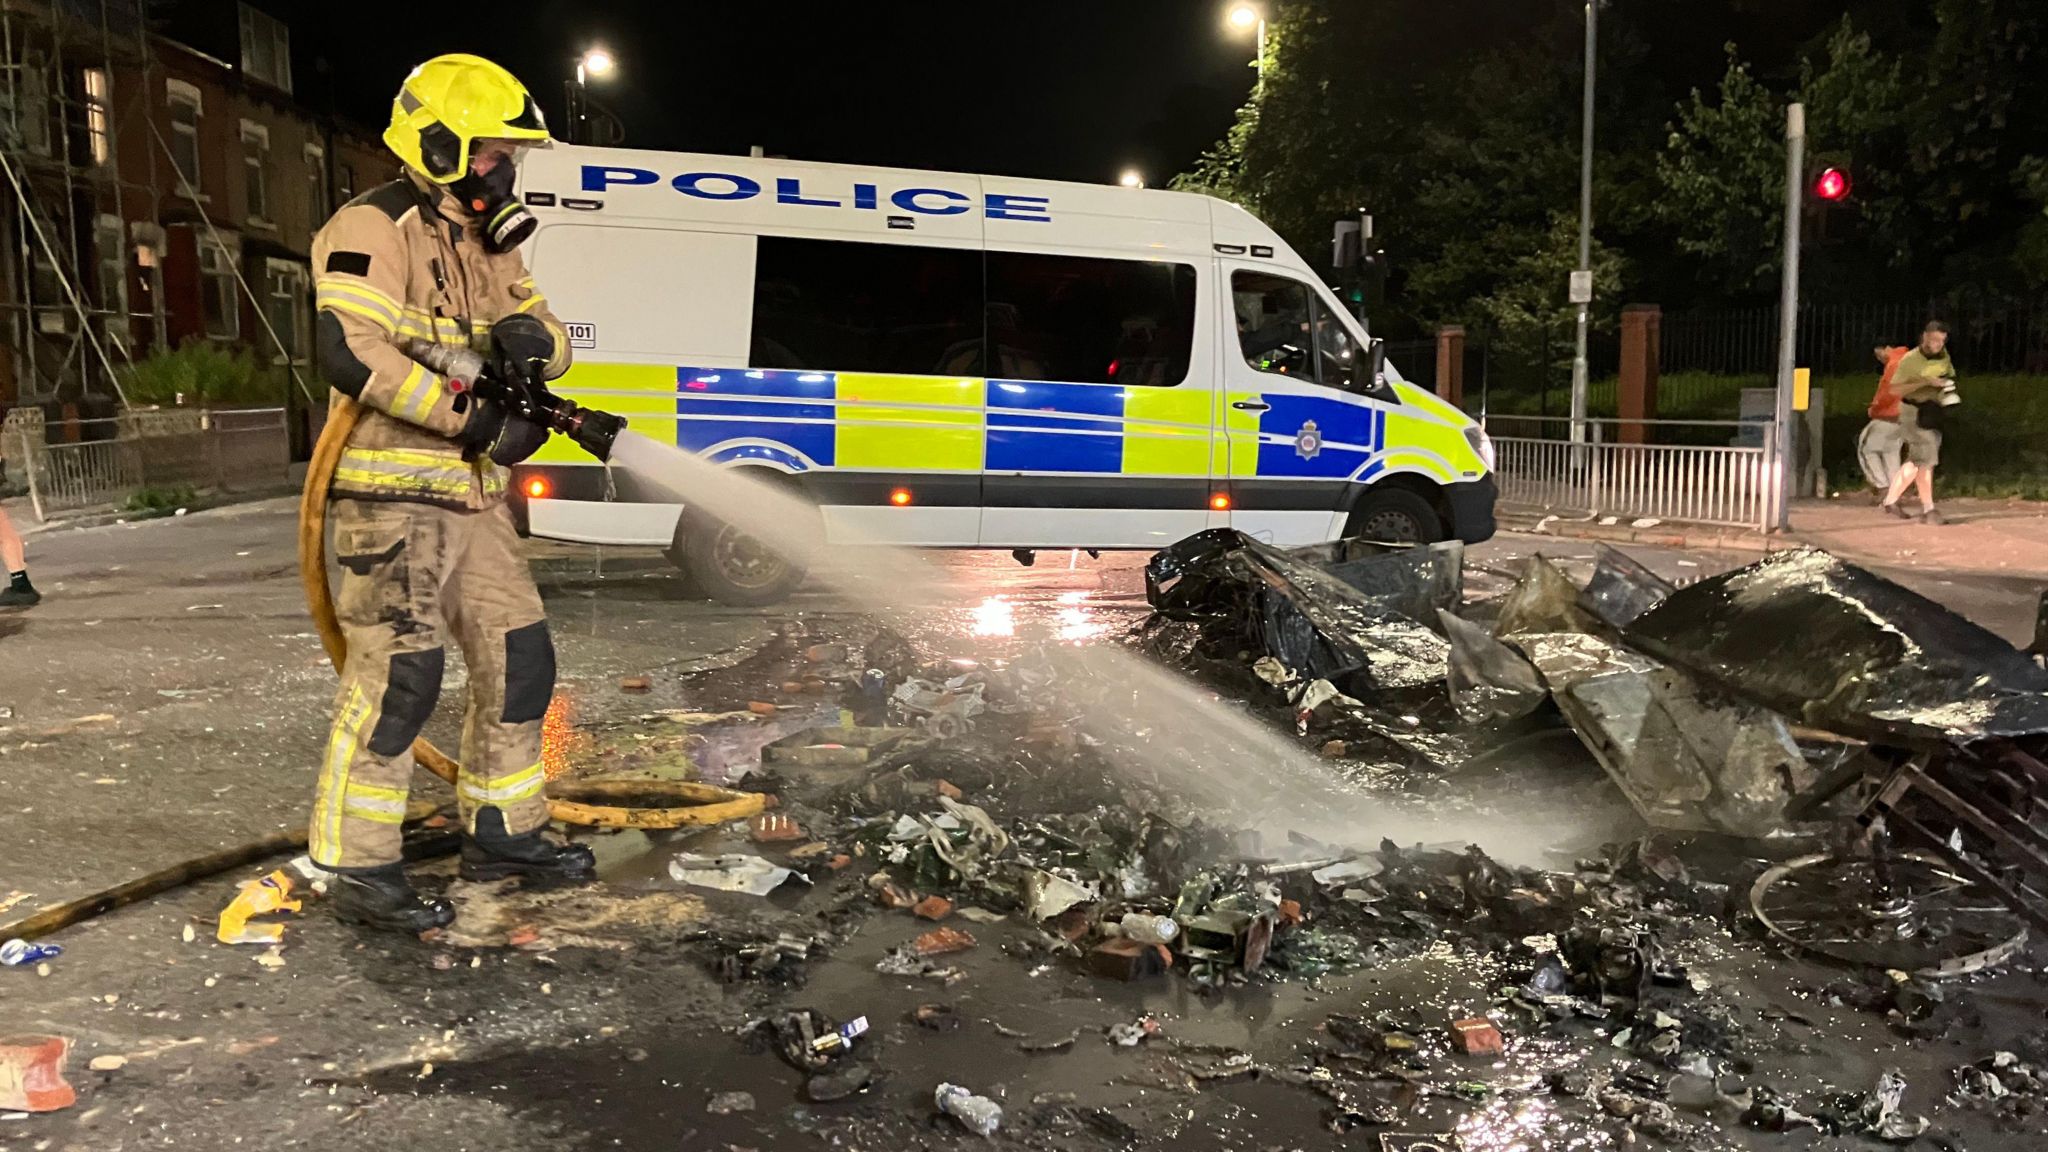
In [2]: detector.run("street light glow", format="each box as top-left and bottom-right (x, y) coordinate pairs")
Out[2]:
(580, 48), (616, 79)
(1227, 4), (1260, 30)
(1119, 169), (1144, 189)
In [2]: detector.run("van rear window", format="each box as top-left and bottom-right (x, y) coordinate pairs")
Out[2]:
(747, 236), (1196, 387)
(750, 236), (984, 376)
(986, 252), (1195, 387)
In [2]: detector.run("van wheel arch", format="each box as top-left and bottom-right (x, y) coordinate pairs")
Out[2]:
(663, 466), (816, 606)
(1342, 475), (1448, 544)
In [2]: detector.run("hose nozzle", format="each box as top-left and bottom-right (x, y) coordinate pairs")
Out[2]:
(551, 400), (624, 462)
(399, 337), (622, 461)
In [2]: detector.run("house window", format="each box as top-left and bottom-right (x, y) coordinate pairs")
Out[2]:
(83, 68), (110, 166)
(27, 239), (64, 332)
(167, 80), (202, 195)
(130, 223), (166, 349)
(201, 241), (239, 339)
(263, 259), (307, 363)
(305, 143), (328, 227)
(241, 121), (270, 224)
(95, 215), (128, 346)
(238, 4), (293, 94)
(337, 163), (355, 202)
(10, 59), (51, 155)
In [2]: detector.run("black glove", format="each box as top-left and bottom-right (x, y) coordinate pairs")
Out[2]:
(491, 314), (557, 383)
(458, 394), (551, 466)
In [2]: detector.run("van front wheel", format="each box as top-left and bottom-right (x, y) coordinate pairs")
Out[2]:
(664, 483), (818, 606)
(1344, 488), (1443, 544)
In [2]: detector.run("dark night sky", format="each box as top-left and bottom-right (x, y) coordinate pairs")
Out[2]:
(179, 1), (1257, 186)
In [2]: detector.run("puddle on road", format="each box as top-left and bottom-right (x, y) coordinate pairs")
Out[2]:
(367, 914), (1564, 1150)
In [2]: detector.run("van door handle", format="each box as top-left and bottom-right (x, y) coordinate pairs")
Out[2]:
(1232, 400), (1271, 412)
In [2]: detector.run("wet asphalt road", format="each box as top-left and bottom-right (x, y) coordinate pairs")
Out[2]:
(3, 498), (2047, 1150)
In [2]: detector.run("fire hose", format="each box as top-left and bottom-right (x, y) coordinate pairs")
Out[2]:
(298, 346), (767, 830)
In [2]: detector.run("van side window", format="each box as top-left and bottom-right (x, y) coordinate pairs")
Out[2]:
(985, 252), (1196, 386)
(1232, 269), (1383, 396)
(751, 236), (983, 376)
(1232, 271), (1316, 380)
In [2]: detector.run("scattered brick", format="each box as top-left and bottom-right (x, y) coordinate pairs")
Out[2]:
(0, 1035), (75, 1112)
(1450, 1017), (1505, 1056)
(912, 927), (977, 957)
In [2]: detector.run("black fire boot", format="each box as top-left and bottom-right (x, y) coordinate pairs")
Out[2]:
(460, 807), (596, 884)
(330, 863), (456, 934)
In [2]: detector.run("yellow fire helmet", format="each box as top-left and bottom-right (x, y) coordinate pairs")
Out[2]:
(383, 53), (551, 184)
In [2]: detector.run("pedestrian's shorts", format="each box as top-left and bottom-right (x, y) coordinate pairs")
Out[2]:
(1899, 403), (1941, 468)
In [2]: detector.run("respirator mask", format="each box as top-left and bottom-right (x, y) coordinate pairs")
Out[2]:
(451, 149), (537, 254)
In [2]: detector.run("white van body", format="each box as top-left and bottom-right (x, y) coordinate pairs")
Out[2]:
(512, 145), (1496, 561)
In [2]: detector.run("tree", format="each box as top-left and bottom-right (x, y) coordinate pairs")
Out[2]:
(1176, 0), (2048, 325)
(1467, 213), (1629, 366)
(1652, 21), (1925, 299)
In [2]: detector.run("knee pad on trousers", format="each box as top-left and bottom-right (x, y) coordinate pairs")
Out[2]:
(366, 647), (446, 756)
(501, 620), (556, 724)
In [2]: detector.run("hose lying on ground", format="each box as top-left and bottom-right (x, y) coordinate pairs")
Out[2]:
(300, 397), (766, 830)
(0, 797), (436, 941)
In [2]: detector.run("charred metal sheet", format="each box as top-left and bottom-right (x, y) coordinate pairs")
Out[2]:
(1495, 555), (1599, 638)
(1625, 548), (2048, 748)
(1145, 529), (1454, 695)
(1440, 609), (1547, 724)
(1558, 664), (1810, 837)
(1579, 544), (1676, 630)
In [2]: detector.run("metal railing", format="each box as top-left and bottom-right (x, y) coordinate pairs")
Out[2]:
(1484, 416), (1780, 532)
(8, 407), (292, 521)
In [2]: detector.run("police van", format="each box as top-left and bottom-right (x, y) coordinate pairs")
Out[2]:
(511, 145), (1496, 603)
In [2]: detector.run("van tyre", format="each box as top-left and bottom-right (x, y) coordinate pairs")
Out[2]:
(667, 482), (819, 607)
(1345, 488), (1443, 545)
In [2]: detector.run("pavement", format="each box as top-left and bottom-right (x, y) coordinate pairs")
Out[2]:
(1, 497), (2045, 1149)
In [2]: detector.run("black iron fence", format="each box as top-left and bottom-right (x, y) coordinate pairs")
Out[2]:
(1382, 320), (1621, 421)
(1662, 296), (2048, 377)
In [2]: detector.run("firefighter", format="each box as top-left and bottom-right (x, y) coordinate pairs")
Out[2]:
(309, 53), (593, 933)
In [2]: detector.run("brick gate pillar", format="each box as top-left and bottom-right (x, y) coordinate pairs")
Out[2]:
(1618, 305), (1661, 444)
(1435, 325), (1465, 407)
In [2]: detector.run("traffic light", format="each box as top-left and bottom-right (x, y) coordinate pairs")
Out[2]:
(1813, 166), (1851, 202)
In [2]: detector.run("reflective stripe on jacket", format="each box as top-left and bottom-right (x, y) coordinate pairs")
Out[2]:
(312, 173), (571, 509)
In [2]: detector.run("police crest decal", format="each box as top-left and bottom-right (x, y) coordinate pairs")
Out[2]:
(1294, 419), (1323, 460)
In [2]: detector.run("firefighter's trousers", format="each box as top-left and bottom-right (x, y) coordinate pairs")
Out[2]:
(311, 498), (555, 870)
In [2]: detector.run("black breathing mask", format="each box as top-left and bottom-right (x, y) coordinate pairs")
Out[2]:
(451, 160), (536, 254)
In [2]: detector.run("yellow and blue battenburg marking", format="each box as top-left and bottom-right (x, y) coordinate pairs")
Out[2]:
(536, 364), (1426, 486)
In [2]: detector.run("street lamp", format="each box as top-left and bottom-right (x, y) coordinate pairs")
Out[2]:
(1226, 4), (1266, 76)
(1119, 169), (1144, 189)
(1567, 1), (1599, 447)
(579, 48), (615, 83)
(566, 47), (619, 146)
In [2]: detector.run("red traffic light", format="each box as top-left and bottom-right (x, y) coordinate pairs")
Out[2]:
(1813, 167), (1851, 201)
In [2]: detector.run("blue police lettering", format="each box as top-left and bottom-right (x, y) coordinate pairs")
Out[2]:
(985, 193), (1052, 222)
(620, 171), (1052, 221)
(776, 177), (841, 207)
(890, 187), (971, 216)
(582, 165), (658, 192)
(673, 172), (760, 200)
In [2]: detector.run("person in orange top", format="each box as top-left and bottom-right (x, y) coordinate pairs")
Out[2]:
(1856, 343), (1912, 494)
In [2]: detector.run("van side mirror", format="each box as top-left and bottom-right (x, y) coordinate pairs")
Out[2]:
(1366, 337), (1386, 390)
